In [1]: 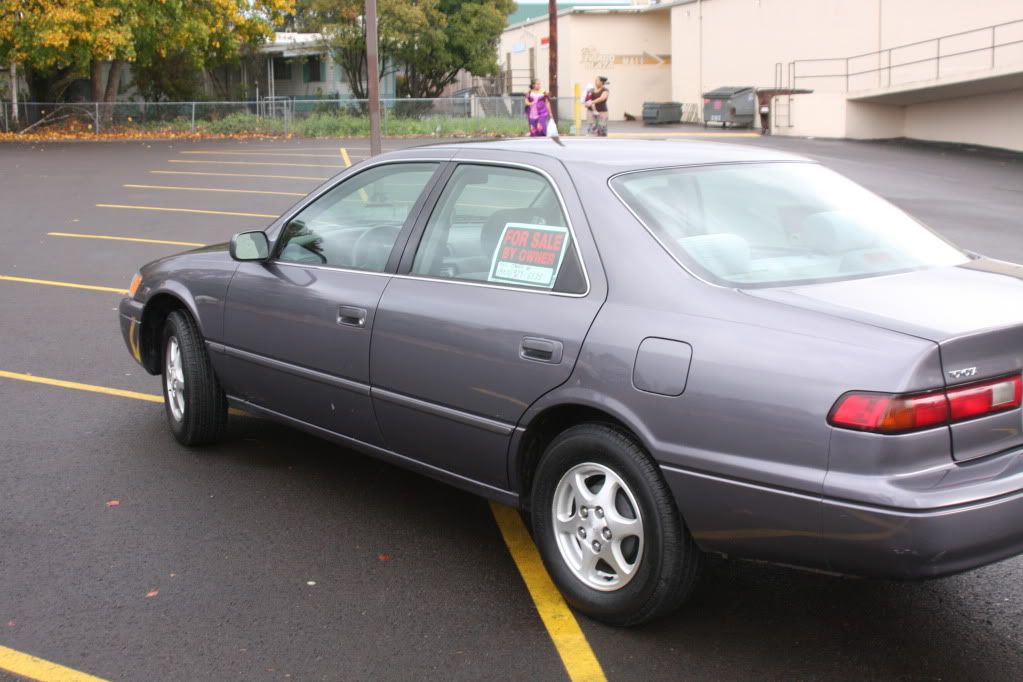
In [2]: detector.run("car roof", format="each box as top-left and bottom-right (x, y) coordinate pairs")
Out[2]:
(424, 138), (809, 174)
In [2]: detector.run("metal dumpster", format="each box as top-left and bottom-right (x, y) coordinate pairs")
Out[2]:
(702, 86), (756, 128)
(642, 101), (683, 125)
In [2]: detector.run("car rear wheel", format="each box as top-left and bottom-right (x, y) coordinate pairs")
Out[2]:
(161, 310), (227, 446)
(531, 423), (700, 626)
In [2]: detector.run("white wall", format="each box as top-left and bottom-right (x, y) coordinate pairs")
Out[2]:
(904, 89), (1023, 152)
(670, 0), (1022, 100)
(670, 0), (881, 104)
(500, 10), (673, 121)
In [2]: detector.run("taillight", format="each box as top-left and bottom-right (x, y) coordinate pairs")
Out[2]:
(947, 375), (1022, 421)
(830, 374), (1023, 434)
(829, 391), (948, 434)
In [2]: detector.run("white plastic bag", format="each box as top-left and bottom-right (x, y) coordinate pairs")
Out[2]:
(546, 118), (560, 138)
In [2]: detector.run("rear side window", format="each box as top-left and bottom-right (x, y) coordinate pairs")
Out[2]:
(277, 162), (437, 271)
(411, 164), (586, 293)
(611, 162), (967, 288)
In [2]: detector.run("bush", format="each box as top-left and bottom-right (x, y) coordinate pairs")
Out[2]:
(200, 113), (285, 135)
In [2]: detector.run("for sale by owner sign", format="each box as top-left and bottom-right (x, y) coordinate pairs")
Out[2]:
(488, 223), (571, 288)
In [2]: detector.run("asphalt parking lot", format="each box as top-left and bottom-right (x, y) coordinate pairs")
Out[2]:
(1, 132), (1022, 681)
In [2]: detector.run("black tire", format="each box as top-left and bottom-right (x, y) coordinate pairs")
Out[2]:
(531, 424), (700, 626)
(161, 310), (227, 446)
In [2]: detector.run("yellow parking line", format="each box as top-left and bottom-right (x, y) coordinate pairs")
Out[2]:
(340, 147), (353, 168)
(0, 370), (163, 403)
(169, 159), (344, 169)
(47, 232), (206, 247)
(181, 150), (355, 159)
(0, 645), (109, 682)
(0, 371), (254, 418)
(0, 275), (127, 294)
(96, 204), (277, 219)
(490, 503), (607, 682)
(151, 170), (327, 181)
(125, 184), (305, 197)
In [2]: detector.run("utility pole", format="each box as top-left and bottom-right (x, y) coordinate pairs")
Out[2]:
(9, 61), (17, 126)
(366, 0), (382, 156)
(548, 0), (557, 101)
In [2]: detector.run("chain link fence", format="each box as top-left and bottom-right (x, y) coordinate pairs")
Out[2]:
(0, 96), (588, 137)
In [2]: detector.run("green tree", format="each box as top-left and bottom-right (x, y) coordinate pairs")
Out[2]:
(398, 0), (514, 98)
(295, 0), (514, 101)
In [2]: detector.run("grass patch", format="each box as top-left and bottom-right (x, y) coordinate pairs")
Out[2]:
(2, 111), (531, 140)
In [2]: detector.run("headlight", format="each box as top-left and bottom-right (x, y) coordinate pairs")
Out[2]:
(128, 272), (142, 297)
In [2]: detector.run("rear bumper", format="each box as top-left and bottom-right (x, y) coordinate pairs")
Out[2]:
(819, 487), (1023, 579)
(663, 463), (1023, 580)
(119, 297), (144, 367)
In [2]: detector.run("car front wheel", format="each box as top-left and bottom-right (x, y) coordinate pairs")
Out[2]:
(531, 423), (701, 626)
(161, 310), (227, 446)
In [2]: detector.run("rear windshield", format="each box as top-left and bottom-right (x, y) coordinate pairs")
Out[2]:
(610, 162), (967, 288)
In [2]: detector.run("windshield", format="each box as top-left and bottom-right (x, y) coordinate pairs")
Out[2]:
(610, 162), (968, 288)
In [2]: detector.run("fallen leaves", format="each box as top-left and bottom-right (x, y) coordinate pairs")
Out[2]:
(105, 499), (120, 508)
(377, 553), (393, 562)
(146, 589), (159, 598)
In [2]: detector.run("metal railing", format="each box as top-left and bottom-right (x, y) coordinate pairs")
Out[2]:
(0, 95), (585, 135)
(788, 18), (1023, 93)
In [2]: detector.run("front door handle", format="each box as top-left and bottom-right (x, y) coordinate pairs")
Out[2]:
(337, 305), (368, 328)
(520, 337), (564, 364)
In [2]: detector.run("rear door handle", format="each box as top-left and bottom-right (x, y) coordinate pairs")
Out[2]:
(520, 337), (564, 364)
(337, 305), (368, 328)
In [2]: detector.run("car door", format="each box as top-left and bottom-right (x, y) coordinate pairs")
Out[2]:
(370, 152), (607, 489)
(219, 160), (446, 446)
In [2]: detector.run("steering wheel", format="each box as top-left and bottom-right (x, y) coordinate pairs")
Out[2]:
(352, 226), (401, 270)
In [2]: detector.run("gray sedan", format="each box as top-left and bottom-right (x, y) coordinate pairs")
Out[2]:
(119, 139), (1023, 626)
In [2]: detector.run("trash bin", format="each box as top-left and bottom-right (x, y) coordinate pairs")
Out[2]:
(642, 102), (683, 125)
(702, 87), (756, 128)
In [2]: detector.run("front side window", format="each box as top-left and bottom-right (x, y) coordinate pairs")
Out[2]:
(277, 162), (437, 271)
(611, 162), (967, 287)
(412, 164), (585, 292)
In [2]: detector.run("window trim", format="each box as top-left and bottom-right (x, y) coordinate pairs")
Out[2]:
(398, 160), (591, 298)
(270, 159), (447, 273)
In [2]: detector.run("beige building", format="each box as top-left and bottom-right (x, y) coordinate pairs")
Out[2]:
(499, 0), (1023, 151)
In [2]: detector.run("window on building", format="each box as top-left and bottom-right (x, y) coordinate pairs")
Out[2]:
(272, 59), (292, 81)
(303, 56), (324, 83)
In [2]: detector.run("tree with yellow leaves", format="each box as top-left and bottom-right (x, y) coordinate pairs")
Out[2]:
(1, 0), (292, 104)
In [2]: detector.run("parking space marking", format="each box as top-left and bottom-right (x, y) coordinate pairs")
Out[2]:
(124, 184), (305, 197)
(0, 370), (162, 402)
(0, 275), (127, 294)
(151, 170), (328, 181)
(96, 204), (278, 219)
(0, 364), (600, 678)
(47, 232), (206, 247)
(169, 159), (345, 169)
(181, 150), (359, 159)
(0, 645), (108, 682)
(490, 502), (607, 682)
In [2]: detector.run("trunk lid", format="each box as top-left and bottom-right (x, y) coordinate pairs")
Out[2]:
(747, 259), (1023, 461)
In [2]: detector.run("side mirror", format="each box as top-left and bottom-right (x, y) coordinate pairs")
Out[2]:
(230, 231), (270, 262)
